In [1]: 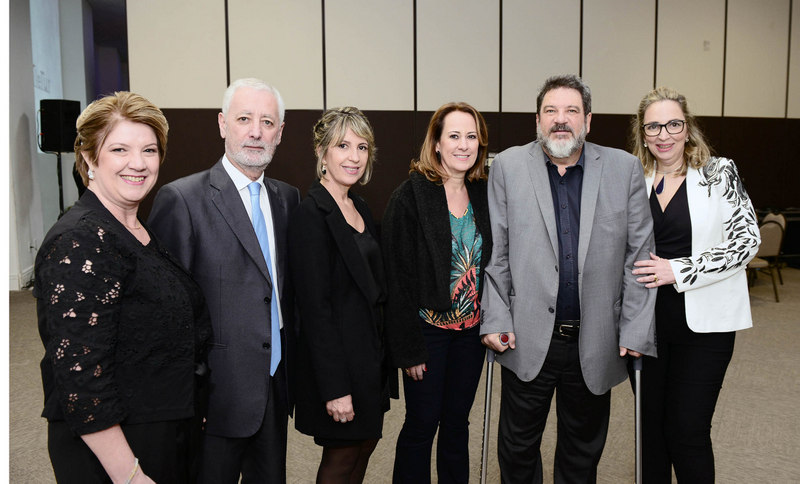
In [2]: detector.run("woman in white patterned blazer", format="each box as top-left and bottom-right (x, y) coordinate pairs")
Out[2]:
(629, 87), (760, 484)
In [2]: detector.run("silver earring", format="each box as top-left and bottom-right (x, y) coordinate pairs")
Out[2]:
(321, 165), (327, 175)
(87, 169), (95, 180)
(643, 142), (647, 148)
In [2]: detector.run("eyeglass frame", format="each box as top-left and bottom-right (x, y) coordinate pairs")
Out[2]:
(642, 119), (687, 137)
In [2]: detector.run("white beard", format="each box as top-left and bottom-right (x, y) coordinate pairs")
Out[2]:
(227, 139), (278, 171)
(537, 124), (587, 159)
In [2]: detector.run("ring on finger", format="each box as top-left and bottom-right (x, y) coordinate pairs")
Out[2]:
(653, 275), (659, 283)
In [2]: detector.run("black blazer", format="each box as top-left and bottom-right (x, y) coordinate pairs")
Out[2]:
(288, 181), (391, 441)
(381, 172), (493, 368)
(148, 159), (300, 438)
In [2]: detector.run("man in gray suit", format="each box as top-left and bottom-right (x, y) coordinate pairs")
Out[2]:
(148, 78), (300, 483)
(480, 74), (656, 483)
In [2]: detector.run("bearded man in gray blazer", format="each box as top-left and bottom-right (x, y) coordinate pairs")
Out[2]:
(148, 78), (300, 483)
(481, 74), (656, 484)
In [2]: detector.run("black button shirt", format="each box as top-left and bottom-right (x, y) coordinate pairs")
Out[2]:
(545, 149), (585, 321)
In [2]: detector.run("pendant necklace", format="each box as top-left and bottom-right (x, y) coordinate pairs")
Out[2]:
(654, 165), (682, 195)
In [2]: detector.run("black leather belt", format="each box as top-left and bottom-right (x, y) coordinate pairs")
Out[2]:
(553, 320), (580, 340)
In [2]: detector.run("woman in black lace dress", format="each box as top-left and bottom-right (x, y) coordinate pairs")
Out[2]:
(629, 87), (760, 483)
(34, 92), (211, 484)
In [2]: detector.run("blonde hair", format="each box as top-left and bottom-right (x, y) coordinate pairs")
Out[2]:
(411, 102), (489, 183)
(74, 92), (168, 186)
(630, 87), (711, 176)
(312, 106), (377, 185)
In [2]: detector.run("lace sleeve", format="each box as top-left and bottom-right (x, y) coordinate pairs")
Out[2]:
(38, 221), (132, 434)
(669, 158), (760, 291)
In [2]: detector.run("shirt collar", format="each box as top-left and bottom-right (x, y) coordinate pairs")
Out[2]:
(221, 154), (264, 191)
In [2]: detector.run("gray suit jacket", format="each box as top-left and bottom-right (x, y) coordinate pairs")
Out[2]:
(480, 141), (656, 395)
(148, 159), (300, 437)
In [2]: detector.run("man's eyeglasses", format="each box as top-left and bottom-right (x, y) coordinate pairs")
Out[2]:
(642, 120), (686, 137)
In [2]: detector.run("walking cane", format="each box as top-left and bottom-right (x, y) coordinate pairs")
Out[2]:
(633, 357), (643, 484)
(479, 349), (495, 484)
(480, 334), (507, 484)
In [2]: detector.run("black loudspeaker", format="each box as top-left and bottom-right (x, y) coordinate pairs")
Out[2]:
(40, 99), (81, 153)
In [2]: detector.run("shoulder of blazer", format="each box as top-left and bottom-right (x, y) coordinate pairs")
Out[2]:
(584, 141), (637, 166)
(265, 175), (301, 201)
(493, 141), (539, 166)
(694, 156), (734, 196)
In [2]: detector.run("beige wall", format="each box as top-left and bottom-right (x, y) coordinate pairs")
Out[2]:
(790, 0), (800, 117)
(657, 0), (726, 116)
(583, 0), (655, 115)
(416, 0), (500, 112)
(325, 0), (414, 110)
(725, 0), (791, 117)
(228, 0), (323, 110)
(501, 0), (581, 113)
(128, 0), (226, 108)
(128, 0), (798, 118)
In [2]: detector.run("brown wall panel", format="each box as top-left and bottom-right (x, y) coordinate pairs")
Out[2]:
(141, 109), (799, 225)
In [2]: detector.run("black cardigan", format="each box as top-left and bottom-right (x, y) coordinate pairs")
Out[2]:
(381, 172), (492, 368)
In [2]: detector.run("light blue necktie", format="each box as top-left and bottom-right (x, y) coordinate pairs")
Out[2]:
(248, 182), (281, 376)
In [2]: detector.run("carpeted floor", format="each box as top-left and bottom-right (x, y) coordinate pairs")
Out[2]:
(10, 268), (800, 483)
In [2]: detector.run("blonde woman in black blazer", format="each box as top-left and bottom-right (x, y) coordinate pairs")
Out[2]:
(288, 107), (392, 483)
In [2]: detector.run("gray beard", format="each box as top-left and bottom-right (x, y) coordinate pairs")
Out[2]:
(228, 141), (278, 171)
(537, 124), (587, 159)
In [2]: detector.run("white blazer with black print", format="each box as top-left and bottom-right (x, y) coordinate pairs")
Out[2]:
(644, 157), (760, 333)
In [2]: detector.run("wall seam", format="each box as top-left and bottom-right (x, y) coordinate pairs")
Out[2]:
(499, 0), (503, 124)
(653, 0), (659, 88)
(722, 0), (728, 117)
(786, 0), (794, 118)
(579, 0), (584, 77)
(224, 0), (230, 86)
(321, 0), (327, 110)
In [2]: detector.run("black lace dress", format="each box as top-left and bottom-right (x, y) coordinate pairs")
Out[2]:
(33, 190), (212, 483)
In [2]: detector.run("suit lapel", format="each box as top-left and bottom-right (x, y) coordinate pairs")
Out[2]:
(209, 161), (273, 287)
(526, 144), (559, 259)
(265, 177), (289, 294)
(578, 143), (602, 271)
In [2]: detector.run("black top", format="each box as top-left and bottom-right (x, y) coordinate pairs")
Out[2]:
(650, 180), (693, 343)
(34, 190), (211, 435)
(545, 151), (585, 321)
(353, 227), (386, 304)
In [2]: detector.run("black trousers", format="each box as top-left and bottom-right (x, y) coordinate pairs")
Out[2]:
(630, 332), (734, 484)
(198, 366), (288, 484)
(498, 336), (611, 484)
(392, 322), (485, 484)
(48, 418), (198, 484)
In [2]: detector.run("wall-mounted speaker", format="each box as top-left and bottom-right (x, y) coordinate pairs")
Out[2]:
(40, 99), (81, 153)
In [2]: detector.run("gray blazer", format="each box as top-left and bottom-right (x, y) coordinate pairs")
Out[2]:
(148, 159), (300, 437)
(480, 141), (657, 395)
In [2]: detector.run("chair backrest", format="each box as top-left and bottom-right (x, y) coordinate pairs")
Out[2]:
(762, 212), (786, 230)
(756, 220), (784, 258)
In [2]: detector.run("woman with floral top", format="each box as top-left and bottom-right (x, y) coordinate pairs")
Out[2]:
(382, 102), (492, 484)
(34, 92), (211, 484)
(629, 87), (760, 483)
